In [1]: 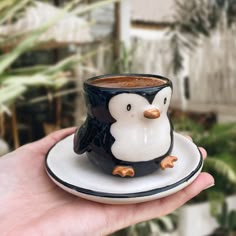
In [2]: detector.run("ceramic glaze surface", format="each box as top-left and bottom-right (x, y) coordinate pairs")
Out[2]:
(73, 74), (174, 177)
(109, 87), (172, 162)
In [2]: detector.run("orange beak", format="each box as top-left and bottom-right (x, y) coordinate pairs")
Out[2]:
(144, 108), (160, 119)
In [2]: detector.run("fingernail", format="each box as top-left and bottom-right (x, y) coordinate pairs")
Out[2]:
(184, 135), (193, 142)
(204, 183), (215, 190)
(198, 147), (207, 160)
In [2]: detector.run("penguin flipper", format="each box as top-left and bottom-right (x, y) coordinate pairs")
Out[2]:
(73, 118), (95, 154)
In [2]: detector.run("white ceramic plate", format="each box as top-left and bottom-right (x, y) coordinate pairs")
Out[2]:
(45, 132), (203, 204)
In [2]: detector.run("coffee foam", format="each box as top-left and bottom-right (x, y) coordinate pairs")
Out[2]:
(89, 76), (166, 88)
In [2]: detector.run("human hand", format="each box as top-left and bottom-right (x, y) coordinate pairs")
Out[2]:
(0, 128), (214, 236)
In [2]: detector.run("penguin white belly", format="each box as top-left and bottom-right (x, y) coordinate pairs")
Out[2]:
(110, 117), (171, 162)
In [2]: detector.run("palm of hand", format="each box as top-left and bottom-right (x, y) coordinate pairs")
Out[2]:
(0, 128), (213, 236)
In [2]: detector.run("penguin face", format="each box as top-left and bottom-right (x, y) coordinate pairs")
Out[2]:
(109, 93), (148, 123)
(109, 87), (172, 122)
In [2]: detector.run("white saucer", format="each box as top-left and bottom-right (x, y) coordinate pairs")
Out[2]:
(45, 132), (203, 204)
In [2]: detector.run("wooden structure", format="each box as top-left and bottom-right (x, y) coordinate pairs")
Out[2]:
(131, 0), (174, 28)
(186, 29), (236, 122)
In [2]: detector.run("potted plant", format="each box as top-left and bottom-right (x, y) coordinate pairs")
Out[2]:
(0, 0), (116, 148)
(209, 201), (236, 236)
(174, 116), (236, 236)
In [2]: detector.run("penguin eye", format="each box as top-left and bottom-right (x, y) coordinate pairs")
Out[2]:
(127, 104), (131, 111)
(164, 97), (167, 104)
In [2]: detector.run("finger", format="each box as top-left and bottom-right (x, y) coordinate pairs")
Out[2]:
(184, 135), (193, 142)
(156, 172), (214, 215)
(129, 172), (214, 224)
(199, 147), (207, 160)
(63, 173), (214, 236)
(23, 127), (77, 155)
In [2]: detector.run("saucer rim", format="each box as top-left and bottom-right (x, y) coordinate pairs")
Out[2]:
(45, 133), (203, 199)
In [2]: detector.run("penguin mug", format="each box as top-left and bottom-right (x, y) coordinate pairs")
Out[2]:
(74, 74), (178, 177)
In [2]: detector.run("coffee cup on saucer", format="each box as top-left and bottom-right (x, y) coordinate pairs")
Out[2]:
(73, 74), (178, 177)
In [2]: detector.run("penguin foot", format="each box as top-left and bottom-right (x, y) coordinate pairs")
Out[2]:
(160, 156), (178, 170)
(112, 166), (135, 177)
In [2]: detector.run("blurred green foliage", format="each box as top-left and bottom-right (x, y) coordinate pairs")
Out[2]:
(0, 0), (118, 114)
(211, 201), (236, 236)
(173, 115), (236, 203)
(198, 123), (236, 199)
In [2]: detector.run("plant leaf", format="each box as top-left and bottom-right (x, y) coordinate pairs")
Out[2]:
(0, 0), (30, 25)
(205, 158), (236, 184)
(0, 0), (81, 74)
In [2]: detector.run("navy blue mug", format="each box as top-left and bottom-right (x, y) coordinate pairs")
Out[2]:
(74, 74), (177, 177)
